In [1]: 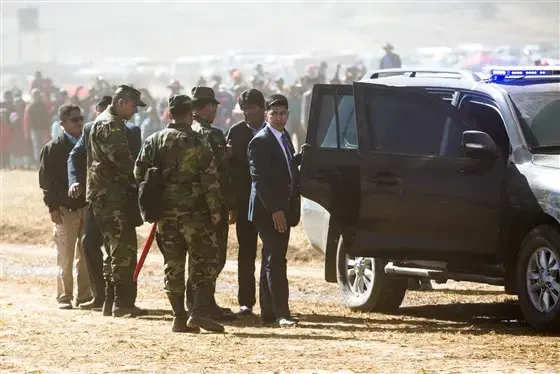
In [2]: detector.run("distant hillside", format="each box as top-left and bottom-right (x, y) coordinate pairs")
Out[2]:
(1, 1), (558, 65)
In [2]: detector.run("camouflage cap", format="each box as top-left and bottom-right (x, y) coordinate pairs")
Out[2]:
(168, 94), (192, 110)
(113, 84), (147, 107)
(190, 86), (220, 105)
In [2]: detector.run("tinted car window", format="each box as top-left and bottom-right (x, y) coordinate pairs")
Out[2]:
(504, 82), (560, 148)
(364, 90), (448, 155)
(316, 94), (357, 149)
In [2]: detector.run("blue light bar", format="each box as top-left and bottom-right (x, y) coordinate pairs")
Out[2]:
(487, 66), (560, 81)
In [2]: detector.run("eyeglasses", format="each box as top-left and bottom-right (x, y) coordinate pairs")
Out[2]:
(68, 116), (84, 122)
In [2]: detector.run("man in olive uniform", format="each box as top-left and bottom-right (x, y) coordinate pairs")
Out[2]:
(87, 85), (146, 317)
(134, 94), (224, 333)
(189, 86), (236, 320)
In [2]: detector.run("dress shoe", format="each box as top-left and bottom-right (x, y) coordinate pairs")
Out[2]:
(58, 301), (73, 310)
(277, 317), (298, 327)
(237, 306), (253, 316)
(212, 307), (237, 322)
(79, 299), (104, 310)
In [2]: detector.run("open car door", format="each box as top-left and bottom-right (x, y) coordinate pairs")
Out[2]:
(300, 84), (361, 252)
(348, 82), (507, 262)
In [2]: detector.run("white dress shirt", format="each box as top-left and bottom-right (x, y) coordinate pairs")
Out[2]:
(267, 124), (292, 179)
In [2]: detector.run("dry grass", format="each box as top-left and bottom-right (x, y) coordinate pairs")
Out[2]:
(0, 170), (322, 265)
(1, 246), (559, 373)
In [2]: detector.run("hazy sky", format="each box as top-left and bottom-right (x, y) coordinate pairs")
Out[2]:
(1, 1), (559, 65)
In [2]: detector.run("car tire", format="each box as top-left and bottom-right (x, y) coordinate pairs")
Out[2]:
(516, 225), (560, 332)
(336, 235), (407, 312)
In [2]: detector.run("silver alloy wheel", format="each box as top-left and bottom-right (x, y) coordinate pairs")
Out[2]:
(346, 256), (375, 297)
(526, 246), (560, 313)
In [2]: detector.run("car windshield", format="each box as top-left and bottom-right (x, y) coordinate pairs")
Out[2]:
(502, 82), (560, 152)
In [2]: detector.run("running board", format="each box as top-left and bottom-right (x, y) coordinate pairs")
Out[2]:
(384, 262), (505, 286)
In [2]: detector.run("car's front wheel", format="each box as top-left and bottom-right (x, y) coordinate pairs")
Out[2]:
(517, 225), (560, 332)
(336, 235), (407, 312)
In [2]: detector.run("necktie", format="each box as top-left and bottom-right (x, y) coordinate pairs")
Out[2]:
(281, 133), (293, 163)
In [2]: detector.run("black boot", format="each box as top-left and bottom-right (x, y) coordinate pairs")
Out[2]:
(102, 281), (114, 317)
(187, 283), (225, 333)
(167, 293), (200, 333)
(112, 282), (146, 317)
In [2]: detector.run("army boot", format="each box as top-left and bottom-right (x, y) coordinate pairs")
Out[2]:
(112, 282), (146, 317)
(167, 293), (200, 333)
(102, 281), (114, 317)
(187, 283), (225, 333)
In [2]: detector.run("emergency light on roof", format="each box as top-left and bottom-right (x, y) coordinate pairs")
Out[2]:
(488, 67), (560, 82)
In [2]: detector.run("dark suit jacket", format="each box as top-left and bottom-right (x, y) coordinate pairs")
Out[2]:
(226, 121), (262, 212)
(68, 121), (141, 187)
(248, 125), (301, 227)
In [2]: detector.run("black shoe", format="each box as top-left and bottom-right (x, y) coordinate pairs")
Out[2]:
(212, 307), (237, 322)
(79, 299), (104, 310)
(187, 315), (225, 333)
(260, 315), (275, 326)
(237, 306), (253, 316)
(277, 316), (298, 327)
(167, 293), (199, 333)
(75, 296), (93, 307)
(58, 301), (73, 310)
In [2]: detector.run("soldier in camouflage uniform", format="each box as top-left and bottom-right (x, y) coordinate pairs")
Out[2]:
(189, 86), (236, 320)
(86, 85), (146, 317)
(134, 94), (224, 333)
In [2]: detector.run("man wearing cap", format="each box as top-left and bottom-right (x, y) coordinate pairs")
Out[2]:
(134, 94), (224, 333)
(86, 84), (146, 317)
(379, 43), (402, 69)
(225, 88), (266, 316)
(189, 86), (236, 321)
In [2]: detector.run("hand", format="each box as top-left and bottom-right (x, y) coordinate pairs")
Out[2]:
(50, 209), (63, 225)
(225, 139), (233, 158)
(68, 183), (82, 198)
(300, 143), (311, 154)
(228, 210), (237, 225)
(272, 211), (287, 233)
(211, 213), (221, 225)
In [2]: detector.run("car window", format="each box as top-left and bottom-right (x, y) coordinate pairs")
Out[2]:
(363, 89), (468, 156)
(315, 93), (357, 150)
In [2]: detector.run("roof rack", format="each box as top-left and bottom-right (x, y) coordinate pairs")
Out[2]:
(365, 68), (482, 82)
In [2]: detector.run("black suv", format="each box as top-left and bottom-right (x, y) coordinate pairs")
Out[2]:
(299, 67), (560, 332)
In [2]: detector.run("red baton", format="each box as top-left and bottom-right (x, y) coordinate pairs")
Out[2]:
(133, 222), (157, 282)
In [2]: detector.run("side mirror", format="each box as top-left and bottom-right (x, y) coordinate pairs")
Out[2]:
(461, 130), (498, 159)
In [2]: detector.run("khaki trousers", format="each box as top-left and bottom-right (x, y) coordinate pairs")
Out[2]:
(53, 207), (92, 303)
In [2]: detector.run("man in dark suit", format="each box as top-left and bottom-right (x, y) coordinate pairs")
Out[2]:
(248, 94), (304, 327)
(225, 89), (266, 316)
(67, 95), (143, 313)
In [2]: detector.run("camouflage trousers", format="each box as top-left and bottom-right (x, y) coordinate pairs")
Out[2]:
(215, 209), (229, 276)
(156, 219), (219, 294)
(92, 199), (138, 285)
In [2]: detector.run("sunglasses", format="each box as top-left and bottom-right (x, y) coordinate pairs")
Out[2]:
(67, 116), (84, 122)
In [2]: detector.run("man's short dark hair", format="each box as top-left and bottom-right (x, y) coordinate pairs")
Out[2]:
(265, 94), (289, 110)
(96, 95), (112, 111)
(239, 89), (265, 109)
(58, 104), (81, 121)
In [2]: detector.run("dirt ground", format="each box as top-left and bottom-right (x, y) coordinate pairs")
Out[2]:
(2, 170), (560, 373)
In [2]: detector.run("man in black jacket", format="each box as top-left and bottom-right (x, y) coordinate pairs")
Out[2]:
(39, 104), (92, 309)
(225, 89), (265, 316)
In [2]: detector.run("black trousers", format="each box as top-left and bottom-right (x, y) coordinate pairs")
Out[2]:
(236, 204), (259, 309)
(82, 204), (105, 301)
(254, 215), (290, 320)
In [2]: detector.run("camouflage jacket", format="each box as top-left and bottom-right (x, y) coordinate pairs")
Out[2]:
(134, 123), (222, 223)
(86, 106), (135, 204)
(191, 114), (235, 212)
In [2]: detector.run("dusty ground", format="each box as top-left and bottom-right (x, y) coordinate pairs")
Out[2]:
(2, 170), (560, 373)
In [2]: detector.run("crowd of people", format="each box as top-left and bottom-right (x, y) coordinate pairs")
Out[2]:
(2, 43), (407, 169)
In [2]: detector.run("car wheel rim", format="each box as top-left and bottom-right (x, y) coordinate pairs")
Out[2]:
(346, 256), (375, 297)
(526, 246), (560, 313)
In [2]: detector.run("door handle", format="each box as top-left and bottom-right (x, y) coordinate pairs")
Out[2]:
(371, 173), (401, 186)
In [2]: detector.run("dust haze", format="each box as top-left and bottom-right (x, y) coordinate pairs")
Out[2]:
(2, 1), (559, 65)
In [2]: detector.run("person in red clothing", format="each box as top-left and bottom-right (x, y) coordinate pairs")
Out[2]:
(24, 89), (51, 166)
(0, 106), (12, 168)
